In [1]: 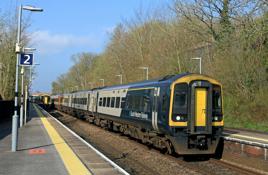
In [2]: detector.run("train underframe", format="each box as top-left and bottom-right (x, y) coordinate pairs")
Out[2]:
(55, 105), (223, 158)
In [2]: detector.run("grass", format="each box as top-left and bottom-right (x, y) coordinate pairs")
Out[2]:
(224, 115), (268, 132)
(223, 90), (268, 132)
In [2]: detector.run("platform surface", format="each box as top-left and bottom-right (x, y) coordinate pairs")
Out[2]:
(0, 104), (125, 175)
(0, 105), (69, 175)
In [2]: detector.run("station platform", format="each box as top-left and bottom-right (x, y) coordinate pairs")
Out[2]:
(0, 104), (128, 175)
(224, 128), (268, 147)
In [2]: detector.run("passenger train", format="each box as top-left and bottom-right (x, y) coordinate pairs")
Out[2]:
(51, 73), (224, 158)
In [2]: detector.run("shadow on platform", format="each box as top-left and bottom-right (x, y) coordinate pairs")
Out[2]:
(0, 120), (12, 140)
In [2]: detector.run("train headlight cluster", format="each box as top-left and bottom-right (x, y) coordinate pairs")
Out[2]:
(175, 115), (187, 122)
(213, 116), (222, 121)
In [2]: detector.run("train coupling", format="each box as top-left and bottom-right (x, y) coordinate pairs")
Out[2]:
(197, 136), (208, 150)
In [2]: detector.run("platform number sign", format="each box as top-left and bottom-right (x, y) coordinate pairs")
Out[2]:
(20, 53), (33, 66)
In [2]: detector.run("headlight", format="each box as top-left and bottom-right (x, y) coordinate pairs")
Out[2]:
(213, 116), (223, 121)
(176, 116), (181, 121)
(174, 115), (187, 122)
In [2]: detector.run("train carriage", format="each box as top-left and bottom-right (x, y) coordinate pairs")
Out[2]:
(52, 73), (224, 157)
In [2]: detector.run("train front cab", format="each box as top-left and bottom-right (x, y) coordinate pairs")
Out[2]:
(168, 74), (224, 156)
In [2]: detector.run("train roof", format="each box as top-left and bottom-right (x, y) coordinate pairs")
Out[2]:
(52, 73), (221, 95)
(99, 73), (190, 91)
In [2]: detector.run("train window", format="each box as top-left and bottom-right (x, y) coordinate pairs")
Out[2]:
(115, 97), (120, 108)
(162, 94), (168, 112)
(126, 95), (133, 109)
(212, 85), (222, 114)
(103, 97), (107, 107)
(107, 97), (111, 107)
(173, 83), (188, 115)
(143, 95), (150, 113)
(88, 94), (91, 105)
(133, 95), (142, 111)
(111, 97), (115, 108)
(99, 98), (103, 106)
(121, 97), (126, 109)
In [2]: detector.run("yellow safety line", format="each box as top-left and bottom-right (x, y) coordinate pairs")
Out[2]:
(34, 105), (91, 175)
(224, 133), (268, 143)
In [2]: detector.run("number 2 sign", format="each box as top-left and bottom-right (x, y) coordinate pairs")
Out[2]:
(20, 53), (33, 66)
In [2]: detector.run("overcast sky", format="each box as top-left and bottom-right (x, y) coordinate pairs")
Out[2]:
(0, 0), (169, 93)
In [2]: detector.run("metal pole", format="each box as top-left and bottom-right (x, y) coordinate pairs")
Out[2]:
(100, 79), (104, 87)
(199, 57), (202, 74)
(20, 67), (24, 127)
(12, 5), (22, 152)
(146, 68), (148, 80)
(139, 67), (149, 80)
(24, 85), (28, 124)
(191, 57), (202, 74)
(88, 82), (93, 89)
(116, 75), (122, 84)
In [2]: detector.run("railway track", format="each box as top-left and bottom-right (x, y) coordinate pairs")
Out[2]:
(48, 109), (267, 175)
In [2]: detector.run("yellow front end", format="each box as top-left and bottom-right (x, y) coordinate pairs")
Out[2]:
(168, 74), (224, 155)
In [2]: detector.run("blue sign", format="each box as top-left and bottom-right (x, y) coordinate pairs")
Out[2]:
(20, 53), (33, 66)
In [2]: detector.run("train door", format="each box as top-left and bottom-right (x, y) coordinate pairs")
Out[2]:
(152, 87), (160, 131)
(195, 88), (207, 127)
(190, 81), (212, 134)
(91, 91), (97, 113)
(87, 93), (91, 111)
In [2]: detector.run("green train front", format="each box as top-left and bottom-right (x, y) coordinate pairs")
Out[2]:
(166, 74), (223, 155)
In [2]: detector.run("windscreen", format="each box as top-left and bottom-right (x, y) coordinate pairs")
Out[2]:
(212, 85), (222, 115)
(172, 83), (188, 121)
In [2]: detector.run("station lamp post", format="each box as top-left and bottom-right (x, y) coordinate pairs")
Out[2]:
(100, 79), (105, 87)
(191, 57), (202, 74)
(139, 67), (149, 80)
(12, 5), (43, 152)
(115, 74), (123, 84)
(87, 82), (93, 89)
(20, 48), (36, 128)
(19, 67), (24, 128)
